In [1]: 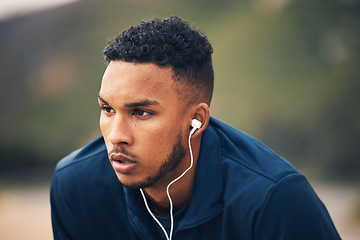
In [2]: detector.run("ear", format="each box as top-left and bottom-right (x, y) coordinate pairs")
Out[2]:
(190, 103), (210, 135)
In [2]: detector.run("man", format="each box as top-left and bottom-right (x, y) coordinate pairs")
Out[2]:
(50, 16), (341, 239)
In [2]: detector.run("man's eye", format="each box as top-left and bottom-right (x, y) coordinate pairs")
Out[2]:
(133, 109), (152, 116)
(100, 106), (114, 114)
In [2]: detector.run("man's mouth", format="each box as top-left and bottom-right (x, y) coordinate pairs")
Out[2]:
(110, 154), (137, 174)
(116, 159), (134, 164)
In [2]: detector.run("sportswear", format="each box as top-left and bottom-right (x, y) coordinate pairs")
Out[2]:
(50, 117), (341, 239)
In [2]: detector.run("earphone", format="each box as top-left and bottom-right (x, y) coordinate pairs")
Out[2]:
(140, 119), (202, 240)
(191, 119), (202, 130)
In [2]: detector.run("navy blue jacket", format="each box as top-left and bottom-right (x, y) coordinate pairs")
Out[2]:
(50, 117), (341, 239)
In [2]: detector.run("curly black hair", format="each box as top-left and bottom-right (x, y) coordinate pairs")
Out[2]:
(104, 16), (214, 105)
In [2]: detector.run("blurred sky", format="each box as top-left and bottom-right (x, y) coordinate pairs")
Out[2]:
(0, 0), (77, 20)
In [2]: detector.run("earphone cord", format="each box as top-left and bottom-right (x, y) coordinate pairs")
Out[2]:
(140, 127), (197, 240)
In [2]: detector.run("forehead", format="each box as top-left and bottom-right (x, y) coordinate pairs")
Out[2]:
(99, 61), (178, 105)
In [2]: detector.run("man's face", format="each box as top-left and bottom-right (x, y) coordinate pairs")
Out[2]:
(98, 61), (189, 189)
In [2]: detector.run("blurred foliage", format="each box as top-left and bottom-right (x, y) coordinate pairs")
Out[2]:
(0, 0), (359, 180)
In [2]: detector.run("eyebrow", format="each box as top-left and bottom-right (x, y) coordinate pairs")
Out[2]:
(98, 95), (159, 108)
(98, 95), (109, 105)
(124, 100), (160, 108)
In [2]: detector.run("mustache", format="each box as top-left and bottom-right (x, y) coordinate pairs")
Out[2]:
(109, 147), (137, 159)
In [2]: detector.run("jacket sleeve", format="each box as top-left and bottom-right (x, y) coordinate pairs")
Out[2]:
(253, 173), (341, 240)
(50, 173), (89, 240)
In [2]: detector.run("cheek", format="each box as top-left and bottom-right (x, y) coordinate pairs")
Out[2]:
(139, 129), (165, 150)
(137, 128), (175, 156)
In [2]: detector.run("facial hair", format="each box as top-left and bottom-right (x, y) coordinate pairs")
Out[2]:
(120, 131), (186, 189)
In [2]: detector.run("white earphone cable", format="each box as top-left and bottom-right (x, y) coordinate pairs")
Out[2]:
(140, 126), (197, 240)
(139, 188), (169, 239)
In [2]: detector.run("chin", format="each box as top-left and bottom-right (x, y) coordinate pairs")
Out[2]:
(115, 174), (149, 189)
(116, 171), (169, 189)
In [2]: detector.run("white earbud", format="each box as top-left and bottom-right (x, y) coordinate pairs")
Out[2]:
(191, 119), (202, 129)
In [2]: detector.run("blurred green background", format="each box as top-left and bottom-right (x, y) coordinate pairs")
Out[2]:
(1, 0), (359, 180)
(0, 0), (360, 239)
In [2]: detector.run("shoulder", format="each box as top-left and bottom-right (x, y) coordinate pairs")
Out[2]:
(208, 117), (298, 183)
(55, 136), (108, 173)
(203, 117), (301, 214)
(51, 136), (118, 203)
(253, 172), (341, 239)
(50, 137), (130, 239)
(205, 119), (340, 238)
(52, 136), (113, 193)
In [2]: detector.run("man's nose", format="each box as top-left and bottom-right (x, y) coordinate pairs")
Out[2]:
(107, 116), (133, 146)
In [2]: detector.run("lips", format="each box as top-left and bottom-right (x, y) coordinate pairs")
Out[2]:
(110, 154), (137, 174)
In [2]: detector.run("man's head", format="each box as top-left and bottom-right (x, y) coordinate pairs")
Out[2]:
(99, 17), (213, 189)
(104, 16), (214, 107)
